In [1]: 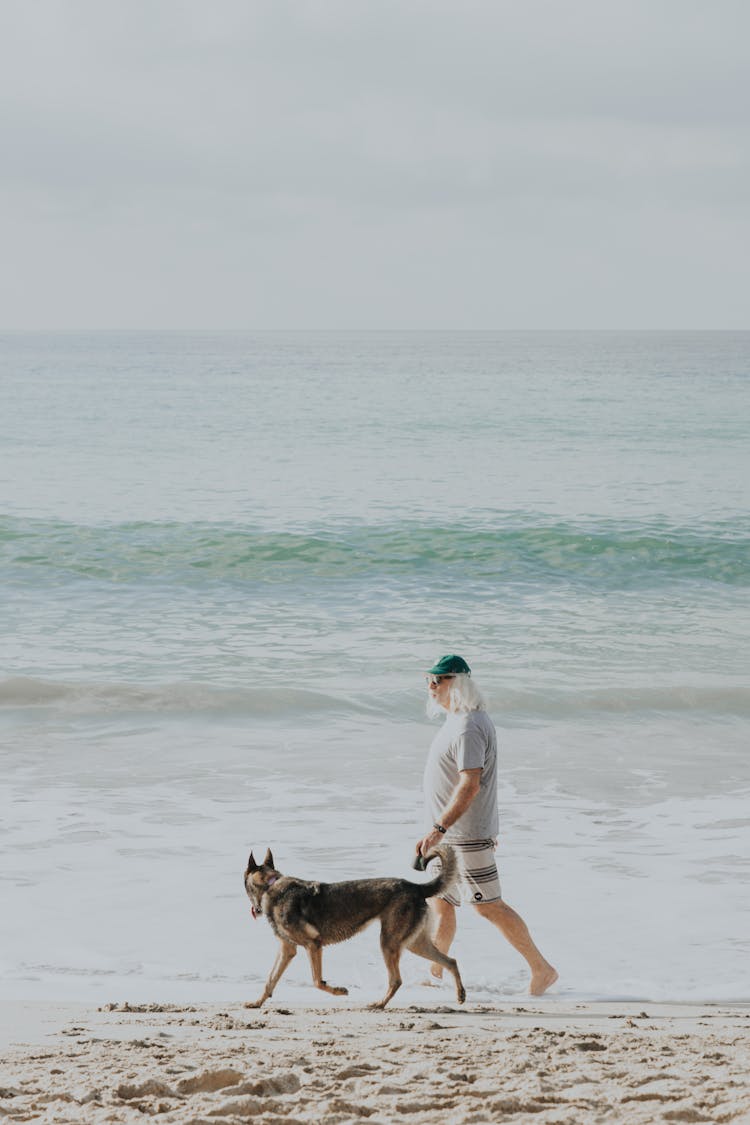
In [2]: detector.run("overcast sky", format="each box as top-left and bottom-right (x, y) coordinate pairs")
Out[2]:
(1, 0), (748, 329)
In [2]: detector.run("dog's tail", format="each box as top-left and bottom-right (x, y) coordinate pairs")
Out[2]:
(419, 844), (458, 900)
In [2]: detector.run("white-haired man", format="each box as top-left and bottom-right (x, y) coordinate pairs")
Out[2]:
(416, 654), (558, 996)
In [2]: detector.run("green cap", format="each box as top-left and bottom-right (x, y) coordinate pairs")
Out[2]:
(427, 654), (471, 676)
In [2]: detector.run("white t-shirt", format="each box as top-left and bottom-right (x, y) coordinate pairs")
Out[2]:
(423, 709), (499, 840)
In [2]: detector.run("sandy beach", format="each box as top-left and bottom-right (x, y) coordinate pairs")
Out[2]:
(1, 998), (749, 1124)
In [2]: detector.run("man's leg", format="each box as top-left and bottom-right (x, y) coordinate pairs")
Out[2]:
(474, 899), (558, 995)
(427, 896), (456, 980)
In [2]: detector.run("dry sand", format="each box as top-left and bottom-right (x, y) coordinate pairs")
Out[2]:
(1, 999), (749, 1124)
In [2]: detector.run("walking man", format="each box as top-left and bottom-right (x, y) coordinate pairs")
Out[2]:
(415, 654), (558, 996)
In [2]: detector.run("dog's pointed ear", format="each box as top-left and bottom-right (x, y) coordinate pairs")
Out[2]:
(246, 851), (257, 873)
(263, 847), (275, 870)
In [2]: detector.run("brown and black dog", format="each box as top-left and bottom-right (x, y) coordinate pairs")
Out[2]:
(244, 846), (466, 1010)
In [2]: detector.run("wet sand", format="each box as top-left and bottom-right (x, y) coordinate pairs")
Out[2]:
(1, 998), (749, 1123)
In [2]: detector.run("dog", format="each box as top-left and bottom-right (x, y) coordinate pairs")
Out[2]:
(243, 846), (466, 1010)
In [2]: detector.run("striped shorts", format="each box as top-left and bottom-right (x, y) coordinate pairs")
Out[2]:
(440, 838), (502, 907)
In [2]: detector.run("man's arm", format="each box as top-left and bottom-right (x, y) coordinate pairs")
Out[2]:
(416, 768), (482, 856)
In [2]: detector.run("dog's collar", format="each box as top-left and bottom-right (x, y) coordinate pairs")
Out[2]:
(266, 874), (279, 887)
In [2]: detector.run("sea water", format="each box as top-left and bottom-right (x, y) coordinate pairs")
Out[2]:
(1, 330), (748, 1005)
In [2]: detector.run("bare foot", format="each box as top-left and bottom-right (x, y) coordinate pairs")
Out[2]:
(529, 964), (559, 996)
(419, 964), (444, 987)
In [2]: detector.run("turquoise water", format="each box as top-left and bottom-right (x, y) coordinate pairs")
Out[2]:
(1, 331), (748, 1002)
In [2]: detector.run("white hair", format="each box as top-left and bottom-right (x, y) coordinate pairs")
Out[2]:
(426, 673), (486, 718)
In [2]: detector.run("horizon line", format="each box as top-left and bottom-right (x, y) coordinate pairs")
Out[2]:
(1, 326), (749, 334)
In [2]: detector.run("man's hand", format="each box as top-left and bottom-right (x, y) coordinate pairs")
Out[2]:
(416, 827), (443, 857)
(416, 769), (482, 858)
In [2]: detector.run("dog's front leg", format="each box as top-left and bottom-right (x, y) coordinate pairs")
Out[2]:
(306, 941), (348, 997)
(244, 940), (296, 1008)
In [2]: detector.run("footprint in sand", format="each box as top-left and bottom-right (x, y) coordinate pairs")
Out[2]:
(117, 1079), (177, 1099)
(176, 1067), (244, 1094)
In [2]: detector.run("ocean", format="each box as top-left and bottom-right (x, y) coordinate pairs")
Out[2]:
(1, 330), (748, 1005)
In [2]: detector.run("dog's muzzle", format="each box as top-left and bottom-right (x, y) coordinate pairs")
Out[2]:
(249, 875), (278, 920)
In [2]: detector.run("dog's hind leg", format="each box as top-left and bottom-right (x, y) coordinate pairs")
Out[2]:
(406, 929), (466, 1004)
(369, 933), (404, 1010)
(244, 939), (296, 1008)
(306, 942), (348, 997)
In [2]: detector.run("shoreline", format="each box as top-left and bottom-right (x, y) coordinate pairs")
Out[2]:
(2, 999), (749, 1123)
(4, 995), (750, 1050)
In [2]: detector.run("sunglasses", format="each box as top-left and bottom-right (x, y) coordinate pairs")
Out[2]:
(426, 674), (456, 686)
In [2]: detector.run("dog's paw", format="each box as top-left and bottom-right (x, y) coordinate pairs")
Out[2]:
(330, 986), (348, 996)
(243, 999), (266, 1009)
(457, 988), (466, 1004)
(367, 1001), (386, 1011)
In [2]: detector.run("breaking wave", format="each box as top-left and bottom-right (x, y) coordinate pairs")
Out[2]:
(2, 515), (748, 588)
(2, 676), (748, 719)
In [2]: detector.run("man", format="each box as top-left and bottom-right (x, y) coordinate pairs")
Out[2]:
(416, 654), (558, 996)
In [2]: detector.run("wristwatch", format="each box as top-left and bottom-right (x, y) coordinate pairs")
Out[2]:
(433, 823), (447, 834)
